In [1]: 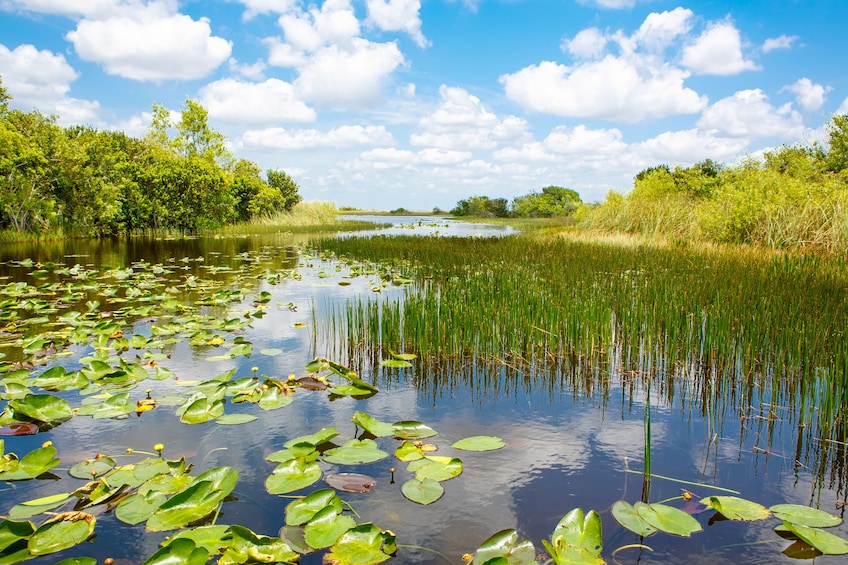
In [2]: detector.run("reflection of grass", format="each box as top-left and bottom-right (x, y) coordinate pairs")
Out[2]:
(210, 201), (377, 234)
(314, 231), (848, 497)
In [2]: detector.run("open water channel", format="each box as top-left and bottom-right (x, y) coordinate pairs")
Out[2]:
(0, 216), (845, 564)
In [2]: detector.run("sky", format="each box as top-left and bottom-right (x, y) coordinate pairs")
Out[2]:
(1, 0), (847, 211)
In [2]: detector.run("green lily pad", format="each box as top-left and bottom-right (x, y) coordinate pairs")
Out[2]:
(265, 458), (322, 494)
(0, 520), (36, 553)
(285, 489), (343, 526)
(407, 456), (463, 482)
(8, 394), (74, 423)
(303, 505), (356, 549)
(163, 525), (231, 555)
(323, 523), (396, 565)
(394, 441), (425, 462)
(451, 436), (506, 452)
(219, 524), (298, 565)
(401, 478), (444, 505)
(260, 348), (283, 356)
(54, 558), (97, 565)
(284, 427), (339, 449)
(216, 414), (258, 425)
(115, 491), (169, 525)
(8, 494), (73, 520)
(258, 388), (293, 411)
(393, 421), (437, 440)
(705, 496), (770, 521)
(28, 513), (96, 556)
(325, 473), (377, 494)
(542, 508), (604, 565)
(0, 443), (61, 481)
(352, 412), (394, 437)
(323, 439), (389, 465)
(379, 359), (412, 368)
(635, 502), (702, 537)
(612, 500), (657, 537)
(779, 521), (848, 555)
(146, 466), (239, 531)
(142, 537), (209, 565)
(473, 528), (538, 565)
(69, 456), (117, 479)
(770, 504), (842, 528)
(179, 397), (225, 424)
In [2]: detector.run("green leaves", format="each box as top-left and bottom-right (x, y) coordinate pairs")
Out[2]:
(543, 508), (604, 565)
(704, 496), (770, 521)
(0, 441), (61, 481)
(401, 477), (444, 505)
(472, 529), (538, 565)
(265, 457), (322, 495)
(323, 439), (389, 465)
(8, 394), (73, 423)
(452, 436), (506, 452)
(146, 466), (239, 531)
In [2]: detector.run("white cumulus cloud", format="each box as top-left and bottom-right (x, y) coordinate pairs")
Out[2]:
(562, 28), (608, 59)
(763, 34), (798, 53)
(781, 78), (830, 112)
(199, 78), (316, 124)
(65, 1), (231, 81)
(366, 0), (429, 48)
(240, 124), (394, 150)
(697, 89), (805, 139)
(681, 21), (759, 75)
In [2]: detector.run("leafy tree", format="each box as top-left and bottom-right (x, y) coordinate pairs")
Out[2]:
(824, 114), (848, 174)
(267, 169), (302, 212)
(512, 186), (582, 217)
(451, 195), (509, 217)
(174, 98), (231, 167)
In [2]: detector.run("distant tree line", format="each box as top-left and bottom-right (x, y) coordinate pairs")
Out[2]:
(451, 186), (582, 218)
(578, 115), (848, 252)
(0, 75), (301, 235)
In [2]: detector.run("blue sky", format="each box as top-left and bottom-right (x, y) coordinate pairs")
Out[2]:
(1, 0), (846, 211)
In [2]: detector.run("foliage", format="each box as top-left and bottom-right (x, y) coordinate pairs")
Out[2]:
(0, 74), (303, 235)
(579, 116), (848, 253)
(451, 195), (510, 218)
(512, 186), (582, 218)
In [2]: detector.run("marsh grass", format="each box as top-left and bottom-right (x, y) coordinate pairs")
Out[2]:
(313, 233), (848, 498)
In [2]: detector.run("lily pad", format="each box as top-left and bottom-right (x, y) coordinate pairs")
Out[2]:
(28, 512), (96, 556)
(325, 473), (377, 493)
(69, 456), (117, 479)
(146, 466), (239, 531)
(0, 423), (39, 436)
(543, 508), (604, 565)
(219, 524), (298, 565)
(285, 489), (343, 526)
(705, 496), (770, 521)
(401, 478), (444, 505)
(473, 528), (538, 565)
(393, 421), (437, 440)
(635, 502), (702, 537)
(779, 521), (848, 555)
(612, 500), (657, 537)
(407, 456), (463, 482)
(9, 394), (74, 423)
(303, 505), (356, 549)
(8, 493), (73, 520)
(451, 436), (506, 452)
(0, 443), (61, 481)
(265, 458), (322, 495)
(215, 414), (258, 425)
(323, 523), (396, 565)
(352, 412), (394, 437)
(179, 397), (225, 424)
(260, 348), (283, 356)
(770, 504), (842, 528)
(323, 439), (389, 465)
(142, 537), (209, 565)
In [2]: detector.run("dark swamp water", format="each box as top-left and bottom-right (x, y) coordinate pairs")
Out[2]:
(1, 218), (847, 564)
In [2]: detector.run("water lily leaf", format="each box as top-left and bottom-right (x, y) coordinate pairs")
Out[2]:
(9, 394), (73, 423)
(146, 466), (239, 532)
(2, 383), (33, 401)
(69, 456), (117, 479)
(0, 423), (38, 436)
(227, 343), (253, 358)
(326, 473), (377, 494)
(328, 384), (377, 397)
(286, 489), (343, 526)
(0, 519), (35, 553)
(258, 388), (293, 411)
(323, 439), (389, 465)
(705, 496), (770, 521)
(28, 512), (96, 556)
(401, 478), (444, 505)
(393, 421), (437, 440)
(54, 558), (96, 565)
(543, 508), (603, 565)
(266, 458), (322, 495)
(351, 412), (394, 437)
(452, 436), (506, 452)
(284, 427), (338, 449)
(115, 491), (168, 525)
(779, 521), (848, 554)
(379, 359), (412, 368)
(90, 393), (134, 419)
(303, 505), (356, 549)
(142, 537), (209, 565)
(0, 444), (61, 481)
(216, 414), (258, 425)
(407, 456), (462, 482)
(388, 350), (417, 361)
(323, 523), (396, 565)
(260, 348), (283, 356)
(770, 504), (842, 527)
(612, 500), (657, 537)
(164, 525), (231, 555)
(472, 528), (538, 565)
(219, 524), (298, 565)
(278, 525), (311, 555)
(8, 493), (73, 519)
(179, 397), (225, 424)
(636, 502), (702, 537)
(395, 441), (425, 462)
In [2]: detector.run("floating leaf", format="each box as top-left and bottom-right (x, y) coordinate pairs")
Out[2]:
(258, 388), (293, 411)
(325, 473), (377, 494)
(219, 524), (298, 565)
(472, 528), (538, 565)
(352, 412), (394, 437)
(543, 508), (604, 565)
(0, 519), (35, 554)
(284, 427), (338, 449)
(142, 537), (209, 565)
(28, 512), (96, 556)
(379, 359), (412, 368)
(216, 414), (258, 425)
(0, 423), (39, 436)
(779, 521), (848, 555)
(770, 504), (842, 528)
(635, 502), (702, 537)
(393, 421), (437, 440)
(260, 348), (283, 356)
(69, 456), (117, 479)
(146, 466), (239, 532)
(265, 458), (322, 495)
(401, 478), (444, 505)
(705, 496), (770, 521)
(323, 523), (396, 565)
(612, 500), (657, 537)
(179, 397), (225, 424)
(394, 441), (425, 462)
(323, 439), (389, 465)
(163, 525), (231, 555)
(0, 443), (61, 481)
(303, 505), (356, 549)
(452, 436), (506, 452)
(9, 493), (73, 521)
(9, 394), (74, 423)
(407, 456), (462, 482)
(388, 350), (417, 361)
(286, 489), (343, 526)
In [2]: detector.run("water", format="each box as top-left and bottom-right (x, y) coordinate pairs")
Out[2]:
(337, 214), (517, 238)
(0, 230), (845, 564)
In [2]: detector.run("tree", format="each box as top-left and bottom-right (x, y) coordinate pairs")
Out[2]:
(174, 98), (231, 167)
(824, 114), (848, 174)
(512, 186), (582, 217)
(451, 196), (509, 217)
(266, 169), (302, 212)
(0, 75), (10, 114)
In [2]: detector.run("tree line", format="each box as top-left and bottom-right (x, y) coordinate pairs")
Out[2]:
(578, 115), (848, 252)
(451, 186), (583, 218)
(0, 75), (301, 236)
